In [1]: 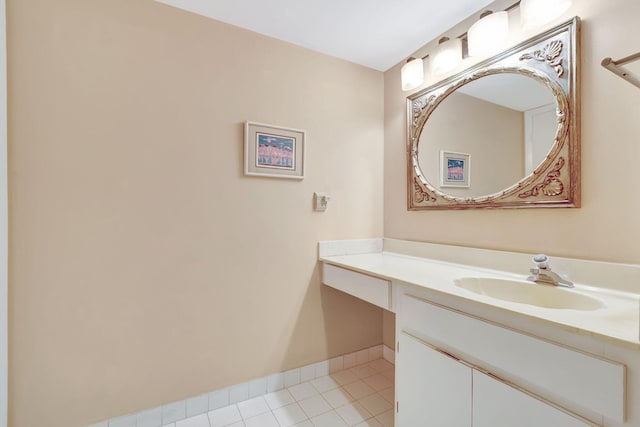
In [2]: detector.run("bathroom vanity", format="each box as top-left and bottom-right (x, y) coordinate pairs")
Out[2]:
(320, 239), (640, 427)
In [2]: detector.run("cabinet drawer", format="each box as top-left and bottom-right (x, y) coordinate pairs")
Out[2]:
(400, 293), (625, 422)
(322, 263), (391, 310)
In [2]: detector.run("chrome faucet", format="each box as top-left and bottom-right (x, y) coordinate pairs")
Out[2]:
(526, 254), (574, 288)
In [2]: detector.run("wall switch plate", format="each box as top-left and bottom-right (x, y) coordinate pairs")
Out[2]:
(313, 192), (331, 212)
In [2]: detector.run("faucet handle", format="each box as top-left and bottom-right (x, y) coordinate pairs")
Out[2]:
(532, 254), (549, 269)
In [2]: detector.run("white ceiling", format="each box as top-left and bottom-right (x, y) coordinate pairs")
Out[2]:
(154, 0), (494, 71)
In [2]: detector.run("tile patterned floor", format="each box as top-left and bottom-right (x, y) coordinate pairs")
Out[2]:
(161, 358), (395, 427)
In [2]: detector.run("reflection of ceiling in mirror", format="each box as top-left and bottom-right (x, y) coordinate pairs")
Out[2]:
(456, 74), (555, 111)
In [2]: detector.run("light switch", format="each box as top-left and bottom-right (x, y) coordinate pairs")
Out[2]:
(313, 192), (331, 212)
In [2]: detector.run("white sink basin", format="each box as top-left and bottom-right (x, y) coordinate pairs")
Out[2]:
(454, 277), (605, 311)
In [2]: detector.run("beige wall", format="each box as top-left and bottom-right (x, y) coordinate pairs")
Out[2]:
(381, 309), (395, 349)
(10, 0), (640, 425)
(385, 0), (640, 264)
(418, 91), (524, 197)
(7, 1), (384, 426)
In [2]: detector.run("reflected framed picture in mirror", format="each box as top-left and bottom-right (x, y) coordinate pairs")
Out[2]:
(440, 151), (470, 188)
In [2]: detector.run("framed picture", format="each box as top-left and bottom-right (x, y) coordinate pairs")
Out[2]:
(244, 121), (305, 179)
(440, 151), (470, 188)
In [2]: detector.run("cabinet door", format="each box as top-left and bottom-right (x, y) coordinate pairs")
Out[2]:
(397, 332), (472, 426)
(473, 370), (593, 427)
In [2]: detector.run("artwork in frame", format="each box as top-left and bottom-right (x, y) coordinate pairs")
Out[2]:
(244, 121), (305, 179)
(440, 151), (470, 188)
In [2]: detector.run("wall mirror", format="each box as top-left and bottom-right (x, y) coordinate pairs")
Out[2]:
(407, 17), (580, 210)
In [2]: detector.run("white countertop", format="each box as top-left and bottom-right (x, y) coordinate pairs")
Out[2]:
(320, 248), (640, 349)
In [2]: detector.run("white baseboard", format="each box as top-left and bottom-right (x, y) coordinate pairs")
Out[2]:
(383, 344), (395, 364)
(88, 343), (394, 427)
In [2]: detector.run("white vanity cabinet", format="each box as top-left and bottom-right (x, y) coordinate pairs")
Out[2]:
(396, 291), (624, 427)
(396, 332), (471, 426)
(472, 370), (592, 427)
(397, 331), (593, 426)
(319, 241), (640, 427)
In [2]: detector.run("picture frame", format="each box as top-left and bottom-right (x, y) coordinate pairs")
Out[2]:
(440, 151), (470, 188)
(244, 121), (305, 179)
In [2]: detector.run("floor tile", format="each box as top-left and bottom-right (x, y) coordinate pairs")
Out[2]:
(298, 395), (332, 418)
(350, 365), (377, 379)
(322, 387), (355, 409)
(374, 409), (394, 427)
(367, 360), (393, 374)
(264, 389), (295, 410)
(208, 404), (242, 427)
(237, 396), (270, 420)
(226, 422), (245, 427)
(377, 387), (394, 404)
(243, 411), (279, 427)
(175, 414), (209, 427)
(310, 376), (340, 394)
(343, 380), (375, 400)
(292, 421), (314, 427)
(354, 418), (384, 427)
(310, 411), (349, 427)
(272, 402), (308, 427)
(357, 394), (392, 416)
(362, 374), (393, 392)
(288, 382), (319, 401)
(330, 370), (359, 386)
(380, 369), (394, 381)
(335, 402), (373, 426)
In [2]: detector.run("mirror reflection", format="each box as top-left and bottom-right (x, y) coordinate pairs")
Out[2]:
(408, 18), (580, 209)
(417, 73), (557, 198)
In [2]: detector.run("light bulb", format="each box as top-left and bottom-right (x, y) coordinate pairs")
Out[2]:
(401, 58), (425, 91)
(432, 37), (462, 75)
(467, 11), (509, 57)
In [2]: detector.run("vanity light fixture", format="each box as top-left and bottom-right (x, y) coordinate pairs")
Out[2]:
(401, 54), (428, 91)
(467, 10), (509, 57)
(431, 37), (462, 75)
(520, 0), (572, 29)
(400, 0), (572, 91)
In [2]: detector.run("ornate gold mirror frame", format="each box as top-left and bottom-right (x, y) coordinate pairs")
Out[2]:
(407, 17), (580, 210)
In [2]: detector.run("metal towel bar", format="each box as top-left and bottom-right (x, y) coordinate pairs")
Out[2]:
(601, 52), (640, 89)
